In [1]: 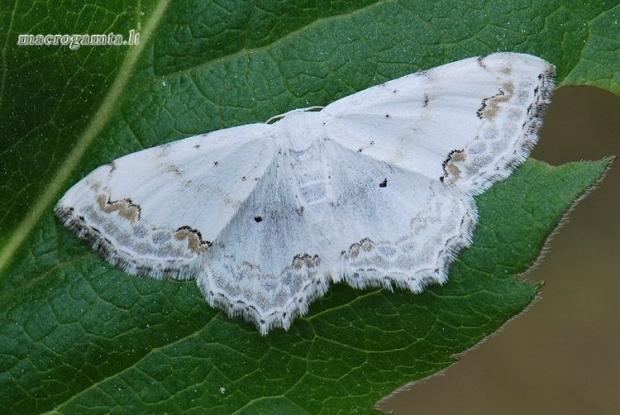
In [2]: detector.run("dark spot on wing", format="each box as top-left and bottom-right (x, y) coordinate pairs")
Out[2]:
(440, 149), (466, 183)
(174, 226), (212, 253)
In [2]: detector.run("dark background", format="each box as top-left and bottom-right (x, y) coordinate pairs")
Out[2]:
(381, 86), (620, 414)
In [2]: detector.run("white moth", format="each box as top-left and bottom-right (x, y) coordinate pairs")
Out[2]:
(56, 53), (555, 335)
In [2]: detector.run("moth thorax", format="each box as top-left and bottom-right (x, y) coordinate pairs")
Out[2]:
(277, 110), (323, 152)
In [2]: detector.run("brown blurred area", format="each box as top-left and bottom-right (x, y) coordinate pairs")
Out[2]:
(380, 86), (620, 414)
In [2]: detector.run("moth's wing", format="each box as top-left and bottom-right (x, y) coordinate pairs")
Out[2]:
(321, 140), (477, 292)
(196, 132), (478, 335)
(196, 148), (330, 335)
(321, 53), (555, 194)
(55, 123), (277, 278)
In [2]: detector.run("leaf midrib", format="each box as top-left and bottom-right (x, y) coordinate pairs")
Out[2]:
(0, 1), (171, 277)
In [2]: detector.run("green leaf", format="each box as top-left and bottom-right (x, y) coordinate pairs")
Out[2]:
(0, 1), (617, 413)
